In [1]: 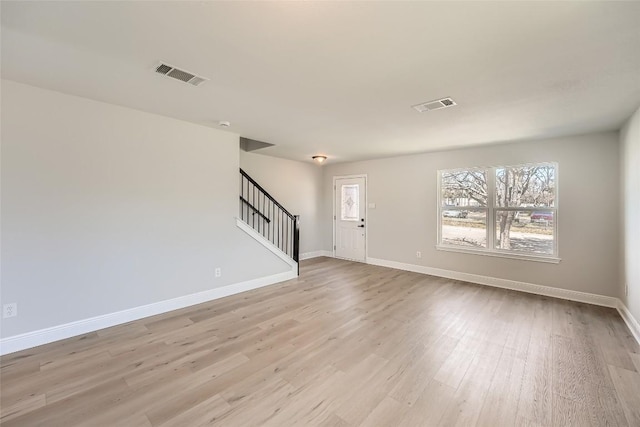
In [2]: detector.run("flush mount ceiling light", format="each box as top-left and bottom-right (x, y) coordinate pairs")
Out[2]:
(312, 155), (327, 164)
(218, 121), (231, 127)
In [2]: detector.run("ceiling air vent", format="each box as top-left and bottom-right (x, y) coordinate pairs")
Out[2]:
(154, 62), (209, 87)
(412, 97), (456, 113)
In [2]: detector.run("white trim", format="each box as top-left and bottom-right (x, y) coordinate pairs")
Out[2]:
(236, 217), (297, 269)
(436, 245), (561, 264)
(366, 257), (617, 308)
(331, 174), (369, 179)
(0, 270), (296, 356)
(300, 250), (332, 260)
(617, 300), (640, 346)
(367, 257), (640, 346)
(3, 257), (635, 356)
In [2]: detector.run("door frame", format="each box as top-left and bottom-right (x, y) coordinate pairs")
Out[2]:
(333, 174), (368, 262)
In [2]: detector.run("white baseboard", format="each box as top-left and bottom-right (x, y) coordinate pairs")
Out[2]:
(366, 257), (640, 345)
(617, 300), (640, 346)
(300, 250), (333, 260)
(1, 219), (299, 355)
(5, 255), (637, 355)
(0, 270), (297, 356)
(366, 257), (618, 308)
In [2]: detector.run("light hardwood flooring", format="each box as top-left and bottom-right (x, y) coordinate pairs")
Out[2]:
(2, 257), (640, 426)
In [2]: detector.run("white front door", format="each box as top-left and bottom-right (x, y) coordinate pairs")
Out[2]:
(334, 176), (366, 262)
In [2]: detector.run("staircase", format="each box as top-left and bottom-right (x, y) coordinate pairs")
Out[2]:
(239, 168), (300, 274)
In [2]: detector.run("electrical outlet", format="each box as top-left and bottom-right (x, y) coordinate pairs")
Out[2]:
(416, 251), (422, 259)
(3, 303), (17, 319)
(215, 267), (221, 278)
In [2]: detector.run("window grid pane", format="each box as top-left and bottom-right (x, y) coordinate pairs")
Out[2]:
(495, 165), (555, 208)
(441, 210), (487, 248)
(495, 210), (554, 255)
(441, 170), (488, 207)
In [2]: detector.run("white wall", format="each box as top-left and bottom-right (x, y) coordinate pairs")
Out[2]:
(0, 80), (290, 339)
(240, 151), (324, 256)
(621, 106), (640, 321)
(322, 132), (621, 297)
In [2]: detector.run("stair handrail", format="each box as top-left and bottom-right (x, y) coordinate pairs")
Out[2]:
(239, 168), (296, 220)
(239, 196), (271, 223)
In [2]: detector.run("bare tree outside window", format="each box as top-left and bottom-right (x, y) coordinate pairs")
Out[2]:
(441, 170), (487, 207)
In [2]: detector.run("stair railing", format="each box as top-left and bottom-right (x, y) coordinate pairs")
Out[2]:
(239, 168), (299, 273)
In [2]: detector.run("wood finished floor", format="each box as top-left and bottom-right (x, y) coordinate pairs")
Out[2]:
(2, 257), (640, 426)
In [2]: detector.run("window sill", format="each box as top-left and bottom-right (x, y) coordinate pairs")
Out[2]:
(435, 245), (561, 264)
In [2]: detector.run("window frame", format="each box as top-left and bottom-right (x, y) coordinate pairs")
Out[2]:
(436, 162), (560, 263)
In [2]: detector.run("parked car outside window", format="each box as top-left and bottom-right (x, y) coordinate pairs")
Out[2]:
(443, 209), (468, 218)
(530, 211), (553, 222)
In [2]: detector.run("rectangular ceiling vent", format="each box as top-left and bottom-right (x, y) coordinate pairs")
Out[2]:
(154, 62), (209, 87)
(412, 97), (456, 113)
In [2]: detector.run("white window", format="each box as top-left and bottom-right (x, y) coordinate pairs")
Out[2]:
(437, 162), (558, 262)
